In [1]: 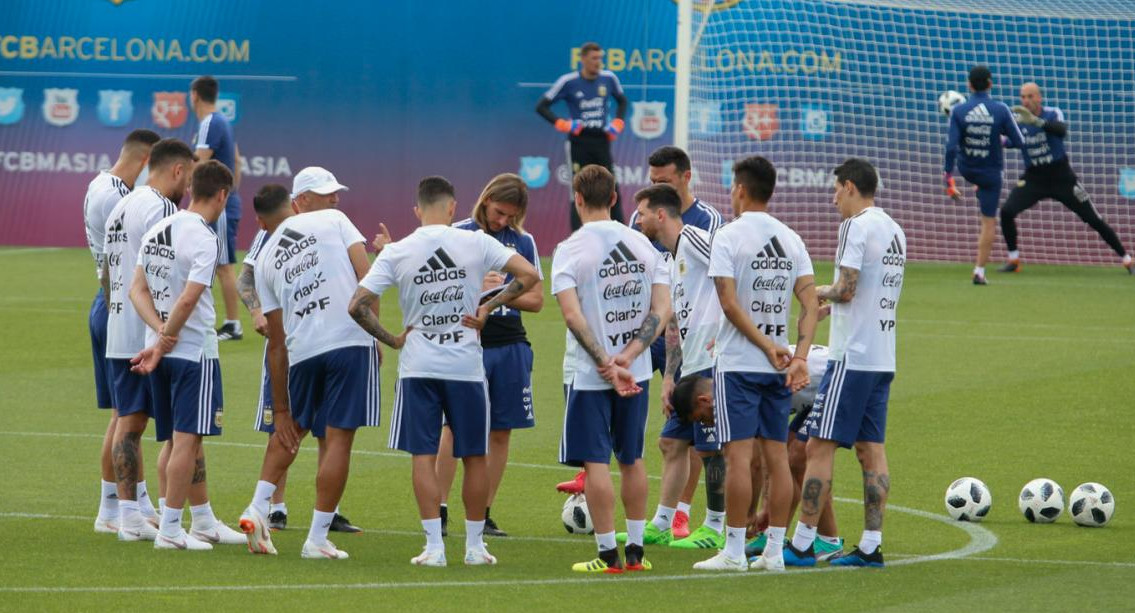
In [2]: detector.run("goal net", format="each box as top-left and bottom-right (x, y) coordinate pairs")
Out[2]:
(676, 0), (1135, 265)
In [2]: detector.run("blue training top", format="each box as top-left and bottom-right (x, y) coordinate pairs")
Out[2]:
(542, 70), (625, 131)
(453, 218), (539, 348)
(944, 92), (1024, 175)
(195, 111), (241, 218)
(1018, 106), (1068, 168)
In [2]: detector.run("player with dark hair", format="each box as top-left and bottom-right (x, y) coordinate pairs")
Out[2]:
(537, 41), (628, 230)
(350, 176), (540, 567)
(436, 173), (544, 538)
(191, 75), (245, 339)
(943, 65), (1025, 285)
(698, 156), (817, 573)
(552, 165), (671, 574)
(85, 129), (161, 534)
(129, 160), (246, 551)
(999, 82), (1132, 274)
(785, 158), (906, 568)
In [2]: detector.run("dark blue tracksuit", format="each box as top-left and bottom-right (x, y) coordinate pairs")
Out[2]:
(944, 92), (1025, 217)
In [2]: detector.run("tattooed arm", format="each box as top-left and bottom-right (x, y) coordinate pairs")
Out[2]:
(99, 256), (111, 299)
(614, 281), (672, 366)
(555, 288), (609, 367)
(464, 254), (541, 330)
(816, 266), (859, 304)
(348, 286), (409, 349)
(787, 275), (819, 392)
(661, 314), (682, 415)
(237, 263), (268, 337)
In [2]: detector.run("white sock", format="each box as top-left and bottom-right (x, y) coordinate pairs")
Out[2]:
(422, 518), (443, 551)
(252, 480), (276, 517)
(135, 481), (156, 516)
(98, 481), (119, 519)
(650, 505), (674, 532)
(224, 319), (242, 329)
(308, 509), (335, 546)
(703, 510), (725, 533)
(160, 505), (183, 537)
(119, 499), (141, 525)
(1124, 254), (1133, 265)
(270, 502), (287, 514)
(675, 501), (691, 516)
(791, 521), (817, 551)
(190, 502), (217, 529)
(334, 504), (341, 514)
(859, 529), (882, 554)
(465, 520), (485, 551)
(158, 497), (166, 517)
(764, 526), (786, 558)
(724, 526), (746, 560)
(818, 534), (841, 546)
(1007, 250), (1020, 261)
(974, 266), (985, 276)
(625, 519), (645, 547)
(595, 531), (617, 552)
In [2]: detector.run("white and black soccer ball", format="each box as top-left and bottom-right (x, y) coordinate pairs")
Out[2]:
(945, 477), (992, 521)
(938, 90), (966, 116)
(562, 493), (593, 534)
(1069, 482), (1115, 527)
(1019, 478), (1064, 523)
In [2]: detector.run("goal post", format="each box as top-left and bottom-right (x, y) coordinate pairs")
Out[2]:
(674, 0), (1135, 265)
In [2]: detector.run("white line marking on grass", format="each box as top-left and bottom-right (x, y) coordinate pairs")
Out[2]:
(0, 248), (61, 256)
(966, 556), (1135, 568)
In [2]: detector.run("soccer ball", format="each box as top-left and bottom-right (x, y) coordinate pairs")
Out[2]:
(561, 493), (593, 534)
(1069, 482), (1115, 527)
(944, 477), (992, 521)
(938, 90), (966, 116)
(1018, 478), (1064, 523)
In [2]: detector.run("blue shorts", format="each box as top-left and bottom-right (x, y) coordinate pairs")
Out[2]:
(790, 405), (812, 442)
(254, 342), (275, 433)
(484, 342), (535, 430)
(660, 368), (720, 452)
(288, 345), (380, 439)
(805, 359), (893, 448)
(649, 337), (667, 374)
(212, 207), (239, 266)
(88, 290), (113, 409)
(150, 356), (222, 440)
(108, 358), (153, 419)
(559, 382), (650, 467)
(714, 371), (791, 443)
(960, 169), (1002, 218)
(390, 377), (488, 457)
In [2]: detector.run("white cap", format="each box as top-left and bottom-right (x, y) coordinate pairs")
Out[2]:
(291, 166), (349, 199)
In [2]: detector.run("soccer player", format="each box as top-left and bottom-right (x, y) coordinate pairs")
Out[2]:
(625, 182), (726, 551)
(349, 176), (540, 567)
(190, 75), (244, 339)
(235, 167), (363, 533)
(235, 183), (380, 559)
(784, 158), (906, 568)
(537, 41), (628, 229)
(943, 65), (1025, 285)
(129, 160), (246, 551)
(102, 138), (193, 542)
(552, 164), (671, 574)
(436, 173), (544, 538)
(999, 82), (1132, 274)
(85, 128), (160, 533)
(697, 156), (817, 573)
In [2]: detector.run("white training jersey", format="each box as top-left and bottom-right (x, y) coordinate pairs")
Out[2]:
(243, 229), (270, 267)
(104, 186), (178, 359)
(563, 330), (581, 385)
(829, 207), (905, 372)
(254, 209), (372, 365)
(671, 225), (721, 375)
(359, 224), (515, 382)
(136, 210), (220, 361)
(83, 171), (131, 279)
(789, 344), (831, 413)
(551, 220), (670, 390)
(708, 211), (813, 374)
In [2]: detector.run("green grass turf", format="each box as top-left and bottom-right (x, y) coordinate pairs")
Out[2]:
(0, 247), (1132, 612)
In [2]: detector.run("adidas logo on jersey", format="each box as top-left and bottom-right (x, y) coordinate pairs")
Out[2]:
(142, 225), (175, 259)
(883, 235), (905, 266)
(273, 228), (318, 269)
(599, 241), (645, 278)
(750, 237), (793, 271)
(105, 214), (126, 244)
(964, 103), (994, 124)
(413, 248), (467, 284)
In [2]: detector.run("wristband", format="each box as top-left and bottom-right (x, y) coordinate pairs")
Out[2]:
(790, 356), (807, 365)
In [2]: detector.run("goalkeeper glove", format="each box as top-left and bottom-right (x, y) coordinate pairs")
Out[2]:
(605, 118), (625, 141)
(944, 173), (961, 202)
(1011, 105), (1045, 127)
(554, 118), (584, 135)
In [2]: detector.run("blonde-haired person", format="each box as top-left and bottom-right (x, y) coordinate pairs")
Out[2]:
(435, 173), (545, 537)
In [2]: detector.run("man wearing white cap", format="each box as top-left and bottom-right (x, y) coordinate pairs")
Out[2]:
(235, 166), (365, 534)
